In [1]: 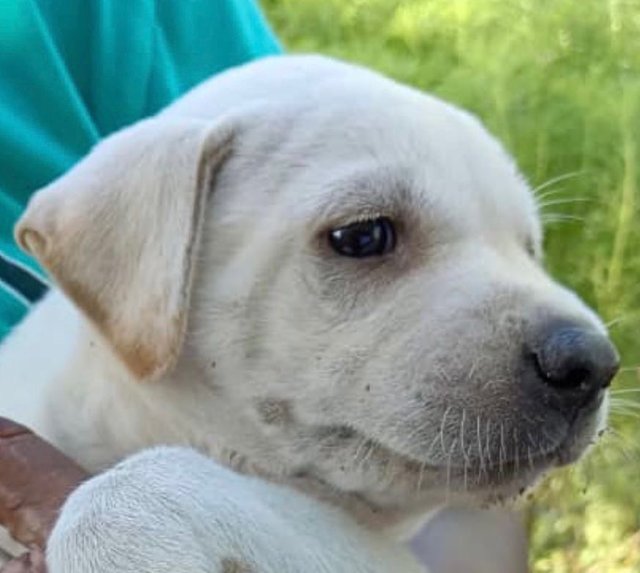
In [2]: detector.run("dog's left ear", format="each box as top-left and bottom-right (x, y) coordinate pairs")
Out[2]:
(15, 117), (234, 381)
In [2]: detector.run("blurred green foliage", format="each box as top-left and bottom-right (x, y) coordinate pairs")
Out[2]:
(261, 0), (640, 570)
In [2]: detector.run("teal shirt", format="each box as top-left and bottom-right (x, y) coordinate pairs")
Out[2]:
(0, 0), (281, 339)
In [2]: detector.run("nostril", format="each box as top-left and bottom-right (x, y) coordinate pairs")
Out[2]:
(534, 326), (619, 393)
(559, 366), (591, 389)
(561, 367), (590, 389)
(532, 350), (592, 390)
(533, 359), (591, 390)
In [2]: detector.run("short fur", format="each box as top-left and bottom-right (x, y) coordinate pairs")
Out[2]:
(0, 55), (611, 572)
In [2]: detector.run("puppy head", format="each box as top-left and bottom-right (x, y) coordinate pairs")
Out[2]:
(186, 58), (618, 522)
(17, 56), (619, 528)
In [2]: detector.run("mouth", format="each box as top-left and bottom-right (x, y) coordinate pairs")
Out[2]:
(431, 406), (604, 500)
(365, 406), (601, 499)
(292, 392), (605, 519)
(281, 407), (603, 533)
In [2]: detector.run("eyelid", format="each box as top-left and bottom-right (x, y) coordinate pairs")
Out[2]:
(313, 211), (391, 243)
(327, 211), (388, 229)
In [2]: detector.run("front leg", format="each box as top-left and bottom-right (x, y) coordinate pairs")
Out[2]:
(46, 448), (425, 573)
(47, 448), (257, 573)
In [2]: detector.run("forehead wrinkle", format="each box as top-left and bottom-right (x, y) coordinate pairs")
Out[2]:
(311, 165), (432, 228)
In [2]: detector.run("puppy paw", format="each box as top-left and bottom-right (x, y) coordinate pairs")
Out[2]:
(45, 447), (241, 573)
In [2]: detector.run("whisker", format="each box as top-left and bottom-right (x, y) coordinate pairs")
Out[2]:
(541, 213), (585, 223)
(426, 430), (442, 460)
(355, 439), (376, 473)
(610, 400), (640, 410)
(609, 406), (640, 419)
(610, 387), (640, 394)
(466, 360), (478, 381)
(526, 433), (535, 473)
(436, 366), (453, 386)
(609, 397), (640, 407)
(513, 428), (520, 475)
(440, 406), (452, 457)
(401, 413), (429, 453)
(539, 427), (558, 452)
(534, 190), (571, 208)
(445, 438), (458, 504)
(602, 428), (640, 463)
(611, 412), (640, 422)
(485, 418), (493, 467)
(459, 409), (471, 493)
(533, 170), (586, 195)
(361, 440), (376, 467)
(616, 370), (640, 379)
(604, 316), (629, 330)
(416, 461), (427, 493)
(353, 436), (369, 465)
(459, 409), (468, 463)
(499, 422), (507, 477)
(476, 415), (486, 484)
(537, 197), (593, 209)
(535, 187), (567, 201)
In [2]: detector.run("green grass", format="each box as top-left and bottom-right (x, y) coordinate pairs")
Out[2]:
(261, 1), (640, 570)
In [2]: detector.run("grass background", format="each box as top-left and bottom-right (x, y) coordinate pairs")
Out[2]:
(260, 1), (640, 571)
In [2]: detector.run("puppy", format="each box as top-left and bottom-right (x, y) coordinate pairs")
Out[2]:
(0, 55), (618, 572)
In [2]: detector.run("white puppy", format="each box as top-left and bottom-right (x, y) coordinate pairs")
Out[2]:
(0, 55), (618, 572)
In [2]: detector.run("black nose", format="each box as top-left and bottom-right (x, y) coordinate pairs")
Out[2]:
(534, 325), (619, 395)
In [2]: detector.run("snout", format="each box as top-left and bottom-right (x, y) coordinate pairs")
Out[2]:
(529, 321), (619, 416)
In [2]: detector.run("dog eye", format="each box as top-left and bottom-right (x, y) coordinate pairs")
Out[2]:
(328, 217), (396, 258)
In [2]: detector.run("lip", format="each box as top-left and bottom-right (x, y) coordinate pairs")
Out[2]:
(338, 390), (606, 495)
(439, 409), (603, 493)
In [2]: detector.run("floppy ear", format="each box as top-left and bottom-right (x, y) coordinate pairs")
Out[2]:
(15, 117), (233, 381)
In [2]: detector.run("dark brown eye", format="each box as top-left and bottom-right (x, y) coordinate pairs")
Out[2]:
(328, 217), (396, 258)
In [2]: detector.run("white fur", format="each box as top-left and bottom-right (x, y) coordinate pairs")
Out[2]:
(0, 55), (609, 572)
(47, 447), (424, 573)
